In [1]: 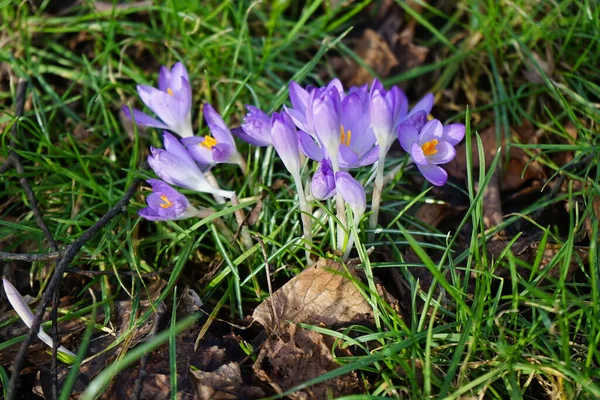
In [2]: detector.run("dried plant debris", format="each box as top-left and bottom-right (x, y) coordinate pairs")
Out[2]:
(252, 258), (375, 331)
(253, 323), (362, 399)
(192, 362), (265, 400)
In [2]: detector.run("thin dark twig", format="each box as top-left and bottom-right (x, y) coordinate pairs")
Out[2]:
(7, 176), (144, 399)
(0, 251), (63, 262)
(64, 266), (173, 278)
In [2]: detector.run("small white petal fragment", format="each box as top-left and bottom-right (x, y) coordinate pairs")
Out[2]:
(3, 278), (76, 358)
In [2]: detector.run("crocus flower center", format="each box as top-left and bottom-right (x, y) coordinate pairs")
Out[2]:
(421, 139), (439, 156)
(200, 136), (218, 149)
(339, 125), (352, 146)
(167, 88), (174, 96)
(160, 195), (174, 209)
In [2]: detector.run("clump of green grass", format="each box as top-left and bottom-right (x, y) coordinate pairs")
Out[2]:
(1, 0), (599, 399)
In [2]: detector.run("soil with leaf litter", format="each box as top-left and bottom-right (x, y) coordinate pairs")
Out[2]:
(1, 1), (599, 399)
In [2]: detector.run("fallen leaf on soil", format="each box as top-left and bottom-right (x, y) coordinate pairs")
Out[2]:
(253, 323), (361, 399)
(252, 258), (374, 331)
(191, 362), (265, 400)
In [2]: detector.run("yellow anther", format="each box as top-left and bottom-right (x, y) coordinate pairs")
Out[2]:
(167, 88), (174, 96)
(200, 136), (218, 149)
(160, 195), (173, 209)
(421, 139), (439, 156)
(339, 125), (351, 146)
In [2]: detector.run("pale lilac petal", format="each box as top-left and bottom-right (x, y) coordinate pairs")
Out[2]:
(418, 120), (443, 144)
(327, 78), (344, 93)
(122, 106), (169, 130)
(398, 124), (420, 153)
(163, 132), (195, 166)
(410, 142), (428, 166)
(232, 127), (270, 147)
(271, 112), (301, 176)
(442, 124), (466, 146)
(212, 143), (234, 163)
(338, 146), (359, 170)
(370, 90), (394, 139)
(170, 62), (189, 92)
(176, 78), (192, 121)
(391, 86), (409, 123)
(352, 145), (380, 168)
(158, 66), (170, 92)
(181, 136), (214, 166)
(340, 92), (363, 130)
(311, 159), (336, 200)
(284, 106), (310, 133)
(408, 93), (434, 117)
(370, 78), (385, 95)
(428, 141), (456, 164)
(312, 92), (340, 157)
(401, 110), (428, 131)
(203, 104), (235, 147)
(417, 163), (448, 186)
(289, 81), (310, 114)
(335, 171), (366, 217)
(298, 130), (324, 161)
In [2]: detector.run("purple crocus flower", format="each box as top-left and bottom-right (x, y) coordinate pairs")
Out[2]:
(181, 104), (242, 167)
(123, 62), (194, 138)
(335, 171), (366, 218)
(138, 179), (199, 221)
(369, 79), (433, 153)
(398, 119), (465, 186)
(311, 158), (336, 200)
(233, 105), (273, 146)
(297, 90), (379, 170)
(148, 131), (234, 198)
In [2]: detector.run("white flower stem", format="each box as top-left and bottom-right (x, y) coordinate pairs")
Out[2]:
(330, 156), (347, 252)
(342, 212), (361, 261)
(292, 172), (313, 265)
(368, 146), (387, 242)
(205, 170), (225, 204)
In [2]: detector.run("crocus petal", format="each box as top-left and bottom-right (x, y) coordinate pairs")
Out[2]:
(442, 124), (466, 146)
(370, 90), (394, 142)
(284, 105), (311, 134)
(232, 127), (271, 147)
(203, 104), (235, 148)
(138, 85), (181, 128)
(407, 93), (434, 117)
(181, 136), (214, 166)
(212, 143), (233, 163)
(122, 107), (170, 130)
(401, 110), (428, 131)
(338, 146), (359, 170)
(289, 81), (310, 115)
(158, 66), (171, 92)
(271, 112), (301, 176)
(398, 124), (420, 153)
(428, 141), (456, 164)
(418, 120), (443, 144)
(170, 62), (189, 92)
(238, 105), (272, 146)
(335, 171), (366, 218)
(176, 78), (193, 121)
(312, 91), (341, 159)
(298, 130), (324, 161)
(163, 132), (196, 166)
(417, 163), (448, 186)
(390, 86), (409, 123)
(311, 159), (336, 200)
(410, 142), (429, 166)
(352, 145), (380, 168)
(3, 279), (75, 357)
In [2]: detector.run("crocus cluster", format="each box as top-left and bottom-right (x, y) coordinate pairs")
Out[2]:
(126, 61), (465, 261)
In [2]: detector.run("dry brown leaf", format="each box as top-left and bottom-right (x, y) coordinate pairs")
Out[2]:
(191, 362), (265, 400)
(338, 29), (399, 87)
(252, 259), (374, 331)
(253, 324), (361, 399)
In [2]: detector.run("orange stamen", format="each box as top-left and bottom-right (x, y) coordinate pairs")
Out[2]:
(167, 88), (174, 96)
(421, 139), (439, 156)
(339, 125), (351, 146)
(160, 195), (173, 209)
(200, 136), (218, 149)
